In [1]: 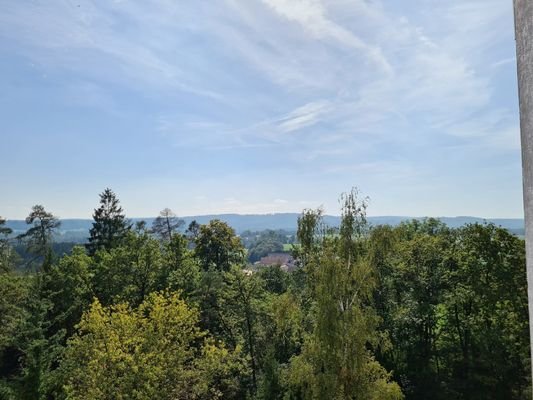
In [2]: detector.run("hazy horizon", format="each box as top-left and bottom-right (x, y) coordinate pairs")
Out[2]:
(2, 210), (525, 222)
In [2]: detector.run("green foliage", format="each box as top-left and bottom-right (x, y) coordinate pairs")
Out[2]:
(194, 219), (245, 271)
(9, 274), (59, 400)
(92, 230), (164, 306)
(440, 224), (530, 399)
(219, 265), (268, 393)
(257, 291), (305, 399)
(247, 230), (286, 262)
(258, 265), (290, 294)
(151, 208), (184, 242)
(0, 189), (530, 400)
(86, 188), (131, 256)
(0, 217), (19, 273)
(165, 234), (201, 298)
(0, 217), (11, 237)
(0, 272), (30, 394)
(371, 220), (452, 397)
(296, 207), (325, 258)
(286, 190), (403, 400)
(17, 205), (60, 268)
(59, 292), (246, 400)
(42, 246), (94, 339)
(372, 220), (531, 400)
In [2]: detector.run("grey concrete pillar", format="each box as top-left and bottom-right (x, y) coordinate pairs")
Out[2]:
(514, 0), (533, 385)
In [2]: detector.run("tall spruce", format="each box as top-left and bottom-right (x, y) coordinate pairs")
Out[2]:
(86, 188), (131, 256)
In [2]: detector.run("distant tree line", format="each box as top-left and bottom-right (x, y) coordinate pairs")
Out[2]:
(241, 229), (295, 263)
(0, 187), (529, 399)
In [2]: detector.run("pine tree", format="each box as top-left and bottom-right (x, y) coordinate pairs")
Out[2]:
(0, 217), (12, 237)
(17, 205), (60, 270)
(0, 217), (14, 272)
(86, 188), (131, 256)
(151, 208), (184, 242)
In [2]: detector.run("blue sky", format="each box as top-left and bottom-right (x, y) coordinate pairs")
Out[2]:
(0, 0), (523, 219)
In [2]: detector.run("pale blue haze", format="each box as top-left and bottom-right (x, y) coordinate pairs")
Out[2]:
(0, 0), (522, 219)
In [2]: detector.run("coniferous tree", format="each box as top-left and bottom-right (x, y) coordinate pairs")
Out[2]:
(86, 188), (131, 256)
(186, 220), (200, 242)
(17, 205), (60, 268)
(0, 217), (15, 272)
(0, 217), (12, 238)
(151, 208), (184, 242)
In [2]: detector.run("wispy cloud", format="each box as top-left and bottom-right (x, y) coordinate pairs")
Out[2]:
(0, 0), (522, 217)
(0, 0), (224, 99)
(260, 0), (392, 74)
(491, 57), (516, 69)
(277, 101), (332, 133)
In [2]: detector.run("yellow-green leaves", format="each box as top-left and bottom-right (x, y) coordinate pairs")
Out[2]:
(285, 190), (403, 400)
(60, 291), (245, 400)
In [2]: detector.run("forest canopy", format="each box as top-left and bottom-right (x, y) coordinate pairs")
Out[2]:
(0, 188), (530, 399)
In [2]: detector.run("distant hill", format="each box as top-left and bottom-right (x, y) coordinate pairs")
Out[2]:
(4, 213), (525, 242)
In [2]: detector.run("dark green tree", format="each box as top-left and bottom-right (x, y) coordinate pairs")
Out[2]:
(0, 271), (30, 397)
(93, 230), (163, 306)
(0, 216), (64, 399)
(86, 188), (131, 256)
(186, 220), (201, 242)
(220, 266), (267, 395)
(42, 247), (93, 340)
(0, 217), (11, 237)
(372, 220), (531, 400)
(257, 265), (289, 295)
(247, 230), (285, 263)
(0, 217), (17, 273)
(371, 219), (452, 399)
(29, 247), (94, 399)
(286, 189), (403, 399)
(440, 224), (530, 399)
(257, 290), (305, 400)
(17, 205), (60, 269)
(163, 234), (200, 298)
(194, 220), (244, 272)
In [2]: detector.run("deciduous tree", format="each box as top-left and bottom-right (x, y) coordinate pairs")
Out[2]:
(287, 189), (403, 400)
(194, 220), (244, 272)
(59, 292), (246, 400)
